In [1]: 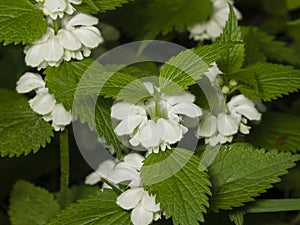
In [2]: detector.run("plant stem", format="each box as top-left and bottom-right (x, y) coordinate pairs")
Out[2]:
(60, 129), (69, 210)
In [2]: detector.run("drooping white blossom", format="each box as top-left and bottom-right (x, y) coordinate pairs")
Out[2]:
(58, 13), (104, 61)
(25, 28), (64, 69)
(36, 0), (82, 20)
(111, 83), (202, 153)
(197, 94), (261, 146)
(85, 153), (161, 225)
(24, 13), (103, 69)
(188, 0), (242, 41)
(16, 72), (72, 131)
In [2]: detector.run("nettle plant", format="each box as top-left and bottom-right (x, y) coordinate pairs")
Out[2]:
(1, 0), (300, 225)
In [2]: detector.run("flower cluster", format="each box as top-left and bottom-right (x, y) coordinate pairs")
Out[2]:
(16, 73), (72, 131)
(85, 154), (161, 225)
(16, 0), (103, 131)
(25, 13), (103, 69)
(188, 0), (241, 41)
(111, 82), (202, 153)
(197, 63), (262, 146)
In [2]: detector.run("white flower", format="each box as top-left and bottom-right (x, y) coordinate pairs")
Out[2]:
(29, 87), (56, 115)
(111, 83), (202, 153)
(24, 13), (103, 69)
(36, 0), (82, 20)
(117, 188), (160, 225)
(25, 28), (64, 69)
(188, 0), (242, 41)
(85, 153), (161, 225)
(16, 73), (72, 131)
(58, 13), (104, 61)
(85, 159), (116, 185)
(197, 94), (261, 146)
(16, 72), (45, 93)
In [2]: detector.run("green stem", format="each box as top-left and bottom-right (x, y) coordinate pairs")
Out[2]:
(154, 95), (160, 122)
(60, 129), (69, 210)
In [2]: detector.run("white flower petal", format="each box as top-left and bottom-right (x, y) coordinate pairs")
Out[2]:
(162, 92), (195, 105)
(157, 118), (184, 144)
(85, 172), (101, 185)
(141, 192), (160, 212)
(109, 163), (141, 186)
(206, 19), (222, 38)
(135, 120), (161, 149)
(25, 45), (45, 68)
(232, 104), (261, 121)
(72, 27), (103, 48)
(43, 38), (64, 62)
(217, 113), (239, 136)
(111, 102), (146, 120)
(117, 188), (144, 210)
(115, 116), (146, 136)
(197, 114), (217, 137)
(16, 73), (45, 93)
(57, 29), (82, 50)
(51, 104), (72, 126)
(66, 13), (98, 28)
(44, 0), (67, 12)
(173, 102), (202, 117)
(123, 154), (144, 171)
(131, 204), (153, 225)
(29, 89), (56, 115)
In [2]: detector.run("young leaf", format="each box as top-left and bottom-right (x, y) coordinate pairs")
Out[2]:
(232, 62), (300, 101)
(248, 112), (300, 152)
(0, 89), (54, 157)
(77, 0), (131, 13)
(159, 43), (234, 94)
(208, 143), (299, 210)
(217, 4), (245, 73)
(9, 180), (59, 225)
(47, 189), (131, 225)
(0, 0), (46, 45)
(141, 148), (211, 225)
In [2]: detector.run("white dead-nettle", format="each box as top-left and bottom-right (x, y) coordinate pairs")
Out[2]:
(197, 94), (261, 146)
(85, 154), (161, 225)
(188, 0), (242, 41)
(35, 0), (82, 20)
(58, 13), (104, 61)
(16, 72), (72, 131)
(111, 83), (202, 153)
(25, 13), (103, 69)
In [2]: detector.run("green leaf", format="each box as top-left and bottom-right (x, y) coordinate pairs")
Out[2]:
(55, 185), (99, 207)
(208, 143), (299, 210)
(45, 59), (95, 111)
(0, 89), (54, 157)
(242, 27), (300, 66)
(100, 72), (150, 101)
(113, 0), (212, 39)
(47, 189), (131, 225)
(78, 0), (130, 13)
(45, 60), (123, 158)
(141, 148), (211, 225)
(159, 43), (234, 94)
(0, 0), (46, 45)
(248, 112), (300, 152)
(246, 199), (300, 213)
(229, 211), (244, 225)
(9, 180), (59, 225)
(232, 62), (300, 101)
(217, 4), (245, 73)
